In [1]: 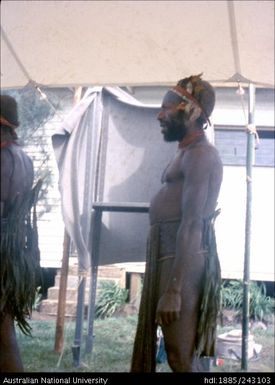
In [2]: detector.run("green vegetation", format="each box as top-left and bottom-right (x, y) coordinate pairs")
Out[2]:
(95, 280), (129, 319)
(221, 280), (274, 323)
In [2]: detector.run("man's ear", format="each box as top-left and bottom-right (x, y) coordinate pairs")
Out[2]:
(189, 104), (202, 122)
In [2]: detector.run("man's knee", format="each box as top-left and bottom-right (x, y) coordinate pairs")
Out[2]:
(164, 342), (193, 372)
(166, 349), (192, 372)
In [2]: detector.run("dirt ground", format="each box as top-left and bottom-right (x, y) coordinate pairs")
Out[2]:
(31, 310), (78, 323)
(31, 310), (58, 321)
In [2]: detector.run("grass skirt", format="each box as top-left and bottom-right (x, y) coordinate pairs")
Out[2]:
(131, 210), (221, 371)
(0, 180), (42, 335)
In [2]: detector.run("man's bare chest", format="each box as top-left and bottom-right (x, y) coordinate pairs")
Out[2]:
(162, 150), (185, 183)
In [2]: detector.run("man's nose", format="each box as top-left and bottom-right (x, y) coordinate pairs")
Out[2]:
(157, 110), (164, 121)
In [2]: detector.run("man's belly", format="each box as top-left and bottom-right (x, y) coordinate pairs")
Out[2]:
(149, 182), (182, 224)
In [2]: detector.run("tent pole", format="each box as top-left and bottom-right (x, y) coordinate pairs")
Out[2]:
(241, 82), (255, 371)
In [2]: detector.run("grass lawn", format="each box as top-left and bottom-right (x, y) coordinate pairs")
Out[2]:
(17, 314), (274, 373)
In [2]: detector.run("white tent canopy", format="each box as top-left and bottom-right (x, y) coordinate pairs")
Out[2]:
(1, 0), (274, 89)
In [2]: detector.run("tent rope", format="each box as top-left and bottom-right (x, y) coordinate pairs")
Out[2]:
(236, 82), (260, 150)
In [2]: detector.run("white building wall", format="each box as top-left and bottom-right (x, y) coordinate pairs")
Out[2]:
(25, 107), (72, 268)
(216, 166), (274, 281)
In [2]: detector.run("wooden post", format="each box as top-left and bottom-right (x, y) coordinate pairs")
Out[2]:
(54, 230), (70, 352)
(129, 273), (142, 308)
(54, 86), (82, 353)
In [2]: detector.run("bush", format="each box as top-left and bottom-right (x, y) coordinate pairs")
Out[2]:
(221, 280), (274, 322)
(95, 280), (128, 319)
(249, 282), (274, 322)
(221, 280), (243, 310)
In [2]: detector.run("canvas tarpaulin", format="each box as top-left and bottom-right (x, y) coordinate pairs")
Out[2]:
(52, 87), (178, 271)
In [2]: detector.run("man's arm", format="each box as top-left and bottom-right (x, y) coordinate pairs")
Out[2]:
(1, 148), (14, 203)
(156, 146), (214, 325)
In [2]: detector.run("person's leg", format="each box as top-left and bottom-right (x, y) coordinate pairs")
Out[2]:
(0, 313), (24, 372)
(157, 257), (204, 372)
(161, 300), (200, 372)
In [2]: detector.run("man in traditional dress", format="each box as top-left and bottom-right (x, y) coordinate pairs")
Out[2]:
(131, 74), (223, 372)
(0, 95), (41, 372)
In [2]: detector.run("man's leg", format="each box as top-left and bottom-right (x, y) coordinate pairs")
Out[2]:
(161, 294), (201, 371)
(157, 257), (204, 372)
(0, 313), (24, 372)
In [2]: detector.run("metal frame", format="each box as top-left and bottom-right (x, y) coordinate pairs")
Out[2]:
(85, 202), (149, 354)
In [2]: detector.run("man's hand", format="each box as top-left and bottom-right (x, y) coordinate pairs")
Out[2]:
(155, 292), (181, 326)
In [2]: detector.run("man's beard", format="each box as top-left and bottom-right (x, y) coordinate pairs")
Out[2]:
(161, 114), (188, 142)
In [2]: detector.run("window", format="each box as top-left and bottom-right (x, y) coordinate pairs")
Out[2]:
(215, 127), (274, 167)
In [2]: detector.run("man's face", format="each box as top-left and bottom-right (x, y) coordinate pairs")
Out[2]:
(157, 91), (189, 142)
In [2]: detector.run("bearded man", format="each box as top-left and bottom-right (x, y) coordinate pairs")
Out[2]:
(131, 74), (223, 372)
(0, 95), (41, 372)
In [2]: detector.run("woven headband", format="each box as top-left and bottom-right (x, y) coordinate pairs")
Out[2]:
(0, 115), (17, 129)
(171, 85), (211, 126)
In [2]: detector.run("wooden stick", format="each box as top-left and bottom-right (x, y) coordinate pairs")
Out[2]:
(54, 230), (70, 353)
(54, 86), (82, 353)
